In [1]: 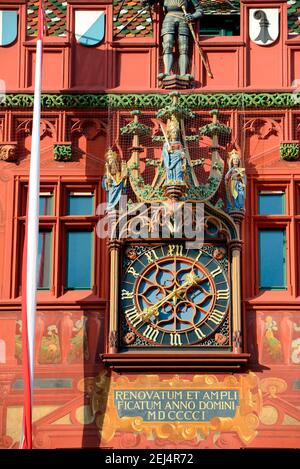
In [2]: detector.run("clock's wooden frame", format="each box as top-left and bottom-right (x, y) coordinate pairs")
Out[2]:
(101, 206), (250, 371)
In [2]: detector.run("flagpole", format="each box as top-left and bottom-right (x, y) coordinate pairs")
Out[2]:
(20, 0), (43, 450)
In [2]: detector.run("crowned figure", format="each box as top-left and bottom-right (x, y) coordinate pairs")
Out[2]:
(225, 149), (246, 211)
(102, 148), (127, 210)
(162, 116), (186, 184)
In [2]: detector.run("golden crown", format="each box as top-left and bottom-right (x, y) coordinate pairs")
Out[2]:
(105, 148), (118, 162)
(166, 115), (180, 137)
(228, 149), (241, 166)
(228, 149), (240, 159)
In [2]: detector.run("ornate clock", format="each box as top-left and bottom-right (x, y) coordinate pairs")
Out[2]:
(101, 93), (250, 370)
(120, 244), (230, 349)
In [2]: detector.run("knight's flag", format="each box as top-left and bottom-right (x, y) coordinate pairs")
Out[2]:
(20, 0), (44, 449)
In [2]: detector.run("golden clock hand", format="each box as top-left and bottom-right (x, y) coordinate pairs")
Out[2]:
(141, 270), (202, 321)
(141, 288), (181, 321)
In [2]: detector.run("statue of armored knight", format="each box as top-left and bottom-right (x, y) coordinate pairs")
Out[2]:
(142, 0), (203, 80)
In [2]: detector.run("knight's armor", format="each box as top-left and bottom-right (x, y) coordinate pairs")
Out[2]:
(142, 0), (203, 77)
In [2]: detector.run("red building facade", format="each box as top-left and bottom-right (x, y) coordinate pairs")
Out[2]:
(0, 0), (300, 449)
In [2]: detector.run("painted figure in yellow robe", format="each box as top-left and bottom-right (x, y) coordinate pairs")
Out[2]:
(263, 315), (282, 360)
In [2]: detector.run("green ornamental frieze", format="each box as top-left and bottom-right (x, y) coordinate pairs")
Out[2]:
(1, 93), (300, 110)
(53, 144), (72, 162)
(120, 110), (151, 136)
(280, 143), (299, 161)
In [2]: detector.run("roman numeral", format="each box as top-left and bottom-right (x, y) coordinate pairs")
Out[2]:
(127, 266), (139, 278)
(209, 309), (225, 325)
(195, 251), (202, 261)
(170, 333), (182, 346)
(125, 306), (142, 327)
(121, 289), (134, 299)
(143, 325), (159, 341)
(168, 244), (183, 256)
(144, 249), (158, 264)
(194, 327), (206, 339)
(210, 265), (222, 278)
(217, 288), (230, 300)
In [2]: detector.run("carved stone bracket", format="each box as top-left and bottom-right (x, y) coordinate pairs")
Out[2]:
(228, 210), (245, 227)
(0, 143), (17, 162)
(158, 74), (193, 90)
(228, 240), (243, 252)
(53, 143), (72, 162)
(164, 183), (187, 201)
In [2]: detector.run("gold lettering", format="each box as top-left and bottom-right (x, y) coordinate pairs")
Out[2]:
(168, 245), (175, 256)
(176, 245), (183, 256)
(121, 289), (134, 300)
(127, 266), (139, 278)
(194, 327), (206, 339)
(217, 288), (230, 300)
(170, 333), (182, 346)
(209, 309), (225, 325)
(144, 249), (159, 264)
(195, 251), (202, 261)
(143, 325), (159, 341)
(125, 306), (143, 327)
(210, 266), (222, 278)
(168, 245), (183, 256)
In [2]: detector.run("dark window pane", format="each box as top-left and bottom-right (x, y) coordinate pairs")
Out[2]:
(68, 192), (94, 215)
(38, 231), (52, 289)
(67, 193), (94, 215)
(66, 231), (93, 289)
(200, 15), (240, 36)
(259, 229), (286, 289)
(39, 195), (53, 216)
(258, 192), (285, 215)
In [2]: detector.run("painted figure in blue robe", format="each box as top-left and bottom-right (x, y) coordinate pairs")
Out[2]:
(162, 116), (186, 184)
(225, 149), (246, 211)
(102, 148), (127, 211)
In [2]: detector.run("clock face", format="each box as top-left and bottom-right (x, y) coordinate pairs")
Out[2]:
(120, 244), (230, 348)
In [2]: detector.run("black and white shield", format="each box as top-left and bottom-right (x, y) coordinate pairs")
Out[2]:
(249, 8), (279, 46)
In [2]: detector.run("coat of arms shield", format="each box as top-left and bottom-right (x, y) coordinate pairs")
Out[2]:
(0, 11), (18, 46)
(249, 8), (279, 46)
(75, 10), (105, 46)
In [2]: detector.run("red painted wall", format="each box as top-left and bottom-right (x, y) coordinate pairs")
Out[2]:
(0, 1), (298, 92)
(0, 0), (300, 449)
